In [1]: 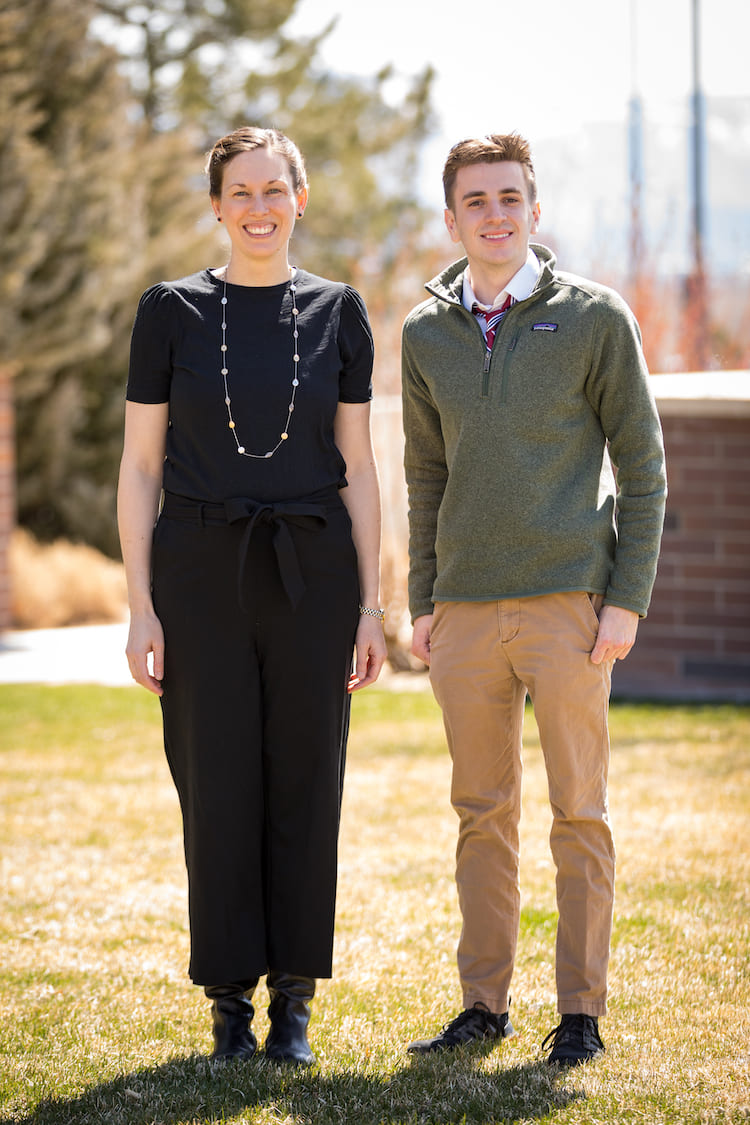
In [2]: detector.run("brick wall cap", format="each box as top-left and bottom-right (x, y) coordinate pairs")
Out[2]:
(651, 370), (750, 416)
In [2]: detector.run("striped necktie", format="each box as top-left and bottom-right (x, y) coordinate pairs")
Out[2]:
(472, 294), (513, 350)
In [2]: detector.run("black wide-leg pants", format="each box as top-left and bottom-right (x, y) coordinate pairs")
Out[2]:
(151, 495), (359, 985)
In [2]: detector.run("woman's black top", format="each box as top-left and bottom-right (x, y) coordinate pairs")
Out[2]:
(127, 268), (374, 503)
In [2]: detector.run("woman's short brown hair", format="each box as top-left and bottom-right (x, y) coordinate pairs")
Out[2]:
(205, 127), (308, 199)
(442, 133), (536, 211)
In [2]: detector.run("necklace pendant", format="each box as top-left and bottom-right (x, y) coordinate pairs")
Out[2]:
(219, 268), (301, 460)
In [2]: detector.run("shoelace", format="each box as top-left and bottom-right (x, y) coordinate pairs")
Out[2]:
(542, 1014), (603, 1053)
(441, 1005), (497, 1043)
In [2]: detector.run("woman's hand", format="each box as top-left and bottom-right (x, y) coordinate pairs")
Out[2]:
(126, 608), (165, 696)
(117, 401), (169, 696)
(334, 401), (386, 693)
(348, 614), (387, 692)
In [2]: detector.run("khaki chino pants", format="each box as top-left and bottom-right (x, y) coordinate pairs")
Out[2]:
(429, 592), (615, 1018)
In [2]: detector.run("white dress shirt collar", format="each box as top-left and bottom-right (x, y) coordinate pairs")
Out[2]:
(462, 248), (541, 311)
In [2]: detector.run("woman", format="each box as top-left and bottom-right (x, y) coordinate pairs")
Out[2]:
(117, 127), (387, 1065)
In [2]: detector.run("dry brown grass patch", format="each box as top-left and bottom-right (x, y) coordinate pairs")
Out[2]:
(10, 528), (128, 629)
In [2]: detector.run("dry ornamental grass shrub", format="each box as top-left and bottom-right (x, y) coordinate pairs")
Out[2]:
(10, 528), (128, 629)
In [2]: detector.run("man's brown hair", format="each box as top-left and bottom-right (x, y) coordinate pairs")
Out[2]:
(442, 133), (537, 211)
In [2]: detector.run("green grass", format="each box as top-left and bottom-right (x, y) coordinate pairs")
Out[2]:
(1, 685), (749, 1124)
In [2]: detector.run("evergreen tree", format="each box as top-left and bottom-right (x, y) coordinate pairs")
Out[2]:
(236, 32), (434, 286)
(92, 0), (434, 287)
(1, 0), (145, 550)
(92, 0), (297, 125)
(5, 0), (434, 556)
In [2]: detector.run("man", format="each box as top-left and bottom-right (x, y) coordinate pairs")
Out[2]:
(401, 134), (666, 1066)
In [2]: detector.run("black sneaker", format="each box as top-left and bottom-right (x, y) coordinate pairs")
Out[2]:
(542, 1014), (605, 1067)
(407, 1002), (515, 1054)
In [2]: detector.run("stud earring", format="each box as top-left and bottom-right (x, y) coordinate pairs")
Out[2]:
(298, 211), (303, 218)
(217, 216), (222, 222)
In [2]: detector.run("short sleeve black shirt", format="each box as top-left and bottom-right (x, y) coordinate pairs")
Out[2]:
(127, 268), (374, 503)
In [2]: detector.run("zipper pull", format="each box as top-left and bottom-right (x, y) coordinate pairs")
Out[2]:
(483, 350), (491, 374)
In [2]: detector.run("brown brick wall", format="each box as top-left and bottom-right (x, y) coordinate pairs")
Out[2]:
(612, 413), (750, 701)
(0, 372), (14, 631)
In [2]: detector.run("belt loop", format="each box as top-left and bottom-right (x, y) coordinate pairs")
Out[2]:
(198, 503), (206, 528)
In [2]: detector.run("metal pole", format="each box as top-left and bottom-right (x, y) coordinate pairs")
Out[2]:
(689, 0), (709, 369)
(628, 0), (644, 282)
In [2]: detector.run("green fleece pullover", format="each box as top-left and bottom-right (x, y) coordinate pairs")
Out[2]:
(401, 244), (667, 621)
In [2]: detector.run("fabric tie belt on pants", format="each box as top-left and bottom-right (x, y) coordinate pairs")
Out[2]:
(161, 489), (338, 611)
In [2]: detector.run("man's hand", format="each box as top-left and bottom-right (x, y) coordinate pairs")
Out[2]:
(590, 604), (639, 665)
(411, 614), (433, 666)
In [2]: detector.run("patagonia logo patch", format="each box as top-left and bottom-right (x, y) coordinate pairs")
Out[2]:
(532, 322), (558, 332)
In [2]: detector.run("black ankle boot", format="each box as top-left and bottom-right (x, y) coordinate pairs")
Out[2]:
(264, 971), (316, 1066)
(205, 980), (258, 1060)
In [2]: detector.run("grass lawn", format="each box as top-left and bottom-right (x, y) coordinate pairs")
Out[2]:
(0, 683), (748, 1124)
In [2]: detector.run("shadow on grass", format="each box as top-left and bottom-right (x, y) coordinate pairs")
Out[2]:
(2, 1050), (582, 1125)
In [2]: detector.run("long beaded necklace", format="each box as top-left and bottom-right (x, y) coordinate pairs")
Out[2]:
(219, 267), (300, 459)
